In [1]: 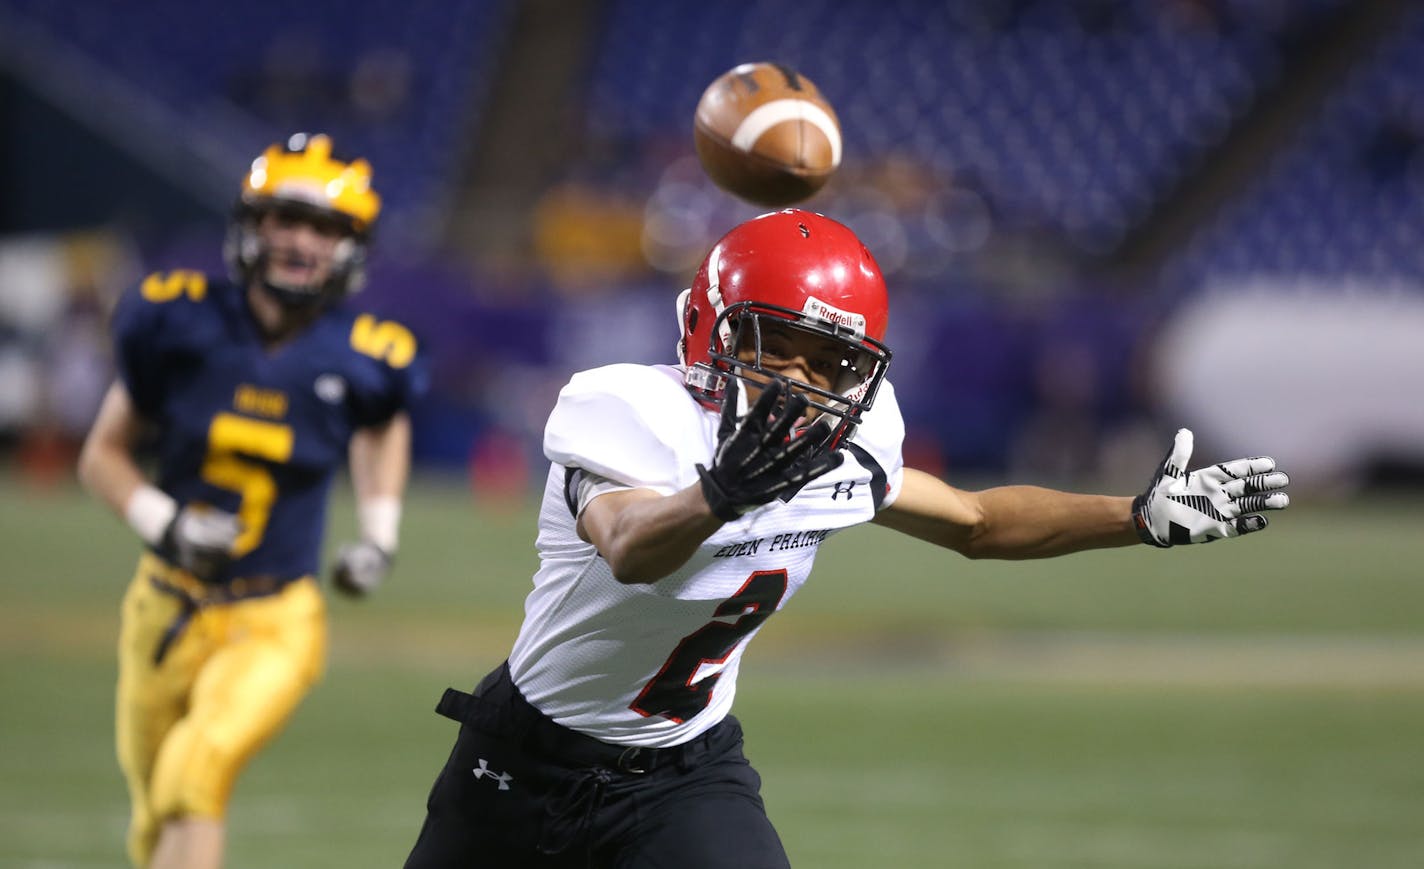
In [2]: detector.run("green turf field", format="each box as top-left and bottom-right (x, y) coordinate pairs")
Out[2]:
(2, 474), (1422, 868)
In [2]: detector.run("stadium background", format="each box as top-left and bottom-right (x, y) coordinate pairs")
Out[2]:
(1, 0), (1422, 866)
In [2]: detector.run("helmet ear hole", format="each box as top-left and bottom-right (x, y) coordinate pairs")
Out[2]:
(686, 305), (698, 334)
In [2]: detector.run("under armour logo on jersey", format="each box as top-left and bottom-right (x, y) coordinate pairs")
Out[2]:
(831, 481), (857, 501)
(472, 758), (513, 791)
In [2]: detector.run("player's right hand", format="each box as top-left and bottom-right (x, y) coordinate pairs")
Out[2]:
(161, 505), (241, 582)
(696, 378), (844, 522)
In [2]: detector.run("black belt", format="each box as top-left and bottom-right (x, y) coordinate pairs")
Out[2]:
(436, 662), (732, 776)
(147, 571), (293, 665)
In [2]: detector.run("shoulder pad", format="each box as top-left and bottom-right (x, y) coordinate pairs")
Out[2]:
(113, 271), (232, 342)
(134, 270), (222, 306)
(342, 309), (421, 371)
(544, 364), (705, 494)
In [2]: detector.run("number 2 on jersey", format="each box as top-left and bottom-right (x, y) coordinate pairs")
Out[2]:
(201, 413), (294, 556)
(630, 570), (788, 723)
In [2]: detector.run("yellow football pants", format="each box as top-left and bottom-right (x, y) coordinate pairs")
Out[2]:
(116, 553), (327, 867)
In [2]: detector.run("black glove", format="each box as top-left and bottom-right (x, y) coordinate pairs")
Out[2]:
(160, 505), (241, 582)
(697, 378), (844, 522)
(331, 541), (393, 597)
(1132, 428), (1291, 547)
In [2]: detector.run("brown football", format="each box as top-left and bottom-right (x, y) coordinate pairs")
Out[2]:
(693, 62), (842, 206)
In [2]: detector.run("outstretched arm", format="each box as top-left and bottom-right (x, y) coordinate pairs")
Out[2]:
(873, 468), (1137, 559)
(874, 429), (1290, 559)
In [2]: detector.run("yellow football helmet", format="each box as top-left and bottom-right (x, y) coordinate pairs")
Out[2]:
(225, 133), (381, 306)
(241, 133), (381, 234)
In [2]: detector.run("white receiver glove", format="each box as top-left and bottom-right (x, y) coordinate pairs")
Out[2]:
(1132, 428), (1291, 547)
(331, 541), (393, 597)
(161, 506), (242, 582)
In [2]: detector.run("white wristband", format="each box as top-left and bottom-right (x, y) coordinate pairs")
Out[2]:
(357, 496), (401, 554)
(125, 485), (178, 546)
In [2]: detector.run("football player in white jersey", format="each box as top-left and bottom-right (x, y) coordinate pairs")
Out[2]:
(404, 209), (1291, 868)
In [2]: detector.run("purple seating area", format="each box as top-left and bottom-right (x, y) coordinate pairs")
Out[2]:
(580, 0), (1336, 255)
(8, 0), (1398, 285)
(3, 0), (515, 232)
(4, 0), (1413, 476)
(1164, 5), (1424, 289)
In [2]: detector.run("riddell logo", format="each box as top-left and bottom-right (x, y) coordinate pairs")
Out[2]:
(802, 297), (865, 338)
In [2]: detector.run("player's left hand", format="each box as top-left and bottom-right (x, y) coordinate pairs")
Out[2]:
(1132, 428), (1290, 547)
(331, 541), (393, 597)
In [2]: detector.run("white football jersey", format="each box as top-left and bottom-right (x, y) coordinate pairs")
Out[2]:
(507, 363), (905, 747)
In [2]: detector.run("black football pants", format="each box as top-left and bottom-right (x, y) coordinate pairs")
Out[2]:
(403, 663), (792, 869)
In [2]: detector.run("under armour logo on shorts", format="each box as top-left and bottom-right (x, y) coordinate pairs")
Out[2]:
(472, 758), (514, 791)
(831, 481), (857, 501)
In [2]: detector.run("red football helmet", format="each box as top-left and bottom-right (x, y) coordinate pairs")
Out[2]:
(678, 209), (892, 445)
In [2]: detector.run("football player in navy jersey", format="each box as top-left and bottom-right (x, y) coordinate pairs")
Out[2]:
(403, 209), (1291, 868)
(78, 133), (427, 869)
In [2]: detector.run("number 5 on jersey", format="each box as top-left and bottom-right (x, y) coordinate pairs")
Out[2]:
(201, 413), (294, 557)
(350, 314), (416, 369)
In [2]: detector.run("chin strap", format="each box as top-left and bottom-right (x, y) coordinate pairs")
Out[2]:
(258, 279), (328, 310)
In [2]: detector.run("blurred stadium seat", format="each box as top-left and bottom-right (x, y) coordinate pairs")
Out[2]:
(1, 0), (516, 239)
(0, 0), (1418, 486)
(580, 0), (1346, 257)
(1164, 3), (1424, 288)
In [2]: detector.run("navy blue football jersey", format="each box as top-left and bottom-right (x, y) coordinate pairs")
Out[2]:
(111, 270), (429, 583)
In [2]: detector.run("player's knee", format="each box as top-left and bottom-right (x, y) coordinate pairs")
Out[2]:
(148, 724), (241, 821)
